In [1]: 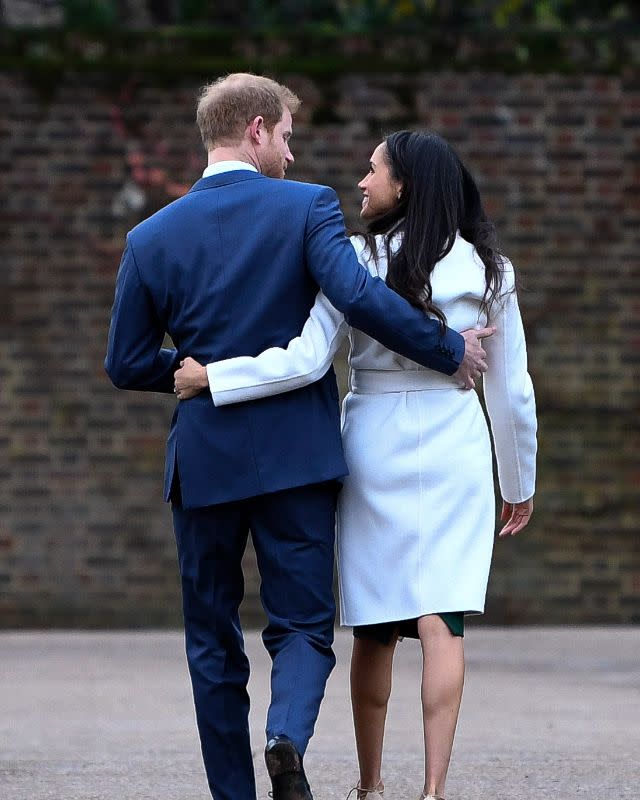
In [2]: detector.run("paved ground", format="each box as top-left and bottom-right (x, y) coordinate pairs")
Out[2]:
(1, 627), (638, 800)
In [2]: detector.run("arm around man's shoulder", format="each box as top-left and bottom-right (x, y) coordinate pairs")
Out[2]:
(300, 186), (466, 375)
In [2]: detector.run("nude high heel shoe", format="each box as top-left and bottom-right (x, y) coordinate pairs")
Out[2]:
(346, 778), (384, 799)
(418, 794), (444, 800)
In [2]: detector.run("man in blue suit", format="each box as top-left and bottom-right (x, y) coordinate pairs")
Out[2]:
(105, 73), (491, 800)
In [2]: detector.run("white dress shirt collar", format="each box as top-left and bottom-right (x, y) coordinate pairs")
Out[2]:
(202, 161), (258, 178)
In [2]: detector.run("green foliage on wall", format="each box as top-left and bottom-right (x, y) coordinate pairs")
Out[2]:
(2, 25), (638, 83)
(55, 0), (640, 32)
(62, 0), (117, 30)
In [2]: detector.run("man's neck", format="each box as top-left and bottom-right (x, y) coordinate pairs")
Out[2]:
(208, 146), (258, 170)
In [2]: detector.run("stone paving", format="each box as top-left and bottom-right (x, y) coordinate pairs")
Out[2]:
(2, 627), (638, 799)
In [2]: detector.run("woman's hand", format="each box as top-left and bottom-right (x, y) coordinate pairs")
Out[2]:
(499, 497), (533, 537)
(174, 357), (208, 400)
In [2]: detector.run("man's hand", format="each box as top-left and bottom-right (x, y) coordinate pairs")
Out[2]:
(174, 357), (208, 401)
(499, 498), (534, 537)
(453, 326), (495, 389)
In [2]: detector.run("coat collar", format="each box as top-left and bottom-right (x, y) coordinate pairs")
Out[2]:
(189, 170), (267, 193)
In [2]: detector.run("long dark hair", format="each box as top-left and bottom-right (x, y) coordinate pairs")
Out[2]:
(360, 130), (506, 328)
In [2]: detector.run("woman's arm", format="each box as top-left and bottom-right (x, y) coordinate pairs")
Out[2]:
(483, 261), (538, 516)
(175, 291), (347, 406)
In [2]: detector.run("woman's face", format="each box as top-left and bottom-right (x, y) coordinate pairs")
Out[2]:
(358, 142), (403, 220)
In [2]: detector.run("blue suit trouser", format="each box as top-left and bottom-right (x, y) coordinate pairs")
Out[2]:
(171, 481), (338, 800)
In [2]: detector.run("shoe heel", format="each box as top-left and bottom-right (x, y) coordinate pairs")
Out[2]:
(265, 738), (303, 776)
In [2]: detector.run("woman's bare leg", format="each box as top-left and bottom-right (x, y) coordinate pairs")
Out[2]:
(417, 614), (465, 798)
(350, 633), (398, 793)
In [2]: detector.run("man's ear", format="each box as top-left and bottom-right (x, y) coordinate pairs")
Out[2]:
(248, 116), (265, 144)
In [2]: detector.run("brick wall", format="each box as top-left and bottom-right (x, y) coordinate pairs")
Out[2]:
(1, 68), (638, 626)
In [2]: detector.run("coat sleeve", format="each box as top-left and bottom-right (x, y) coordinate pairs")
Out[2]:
(482, 261), (538, 503)
(206, 291), (348, 406)
(104, 237), (180, 393)
(303, 186), (465, 375)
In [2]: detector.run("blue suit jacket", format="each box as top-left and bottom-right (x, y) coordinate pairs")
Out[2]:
(105, 171), (464, 508)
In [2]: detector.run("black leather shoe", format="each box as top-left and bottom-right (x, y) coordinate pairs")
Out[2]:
(264, 735), (313, 800)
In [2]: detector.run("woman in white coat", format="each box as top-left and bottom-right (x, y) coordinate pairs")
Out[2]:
(174, 131), (537, 800)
